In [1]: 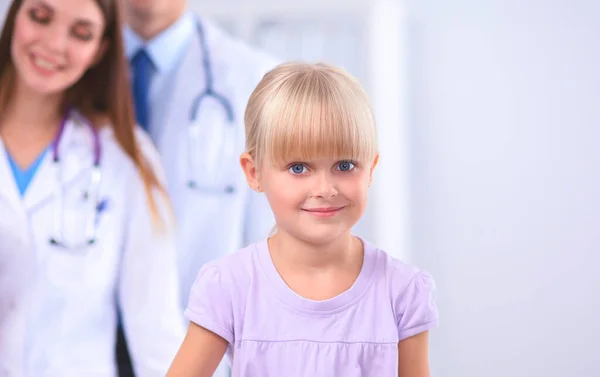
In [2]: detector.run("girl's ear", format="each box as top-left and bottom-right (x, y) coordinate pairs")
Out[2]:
(240, 152), (261, 192)
(368, 154), (379, 186)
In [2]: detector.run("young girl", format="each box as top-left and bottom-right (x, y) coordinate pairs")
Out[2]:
(0, 0), (184, 375)
(166, 62), (439, 377)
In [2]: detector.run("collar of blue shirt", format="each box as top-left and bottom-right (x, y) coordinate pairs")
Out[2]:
(123, 11), (196, 74)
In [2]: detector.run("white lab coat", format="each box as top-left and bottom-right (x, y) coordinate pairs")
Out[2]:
(0, 111), (186, 376)
(148, 18), (280, 306)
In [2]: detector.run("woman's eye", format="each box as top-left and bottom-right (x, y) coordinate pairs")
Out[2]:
(289, 164), (307, 175)
(29, 8), (50, 24)
(71, 28), (93, 41)
(337, 161), (356, 171)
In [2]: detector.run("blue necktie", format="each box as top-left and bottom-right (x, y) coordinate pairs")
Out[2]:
(131, 49), (154, 131)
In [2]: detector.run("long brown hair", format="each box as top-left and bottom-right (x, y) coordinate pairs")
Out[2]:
(0, 0), (168, 227)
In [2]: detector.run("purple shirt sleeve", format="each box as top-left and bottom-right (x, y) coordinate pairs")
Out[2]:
(184, 263), (235, 344)
(394, 270), (439, 341)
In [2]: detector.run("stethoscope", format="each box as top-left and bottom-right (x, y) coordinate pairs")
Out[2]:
(48, 108), (102, 249)
(46, 21), (231, 249)
(186, 20), (237, 194)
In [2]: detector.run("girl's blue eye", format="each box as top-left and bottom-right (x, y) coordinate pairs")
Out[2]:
(337, 161), (355, 171)
(289, 164), (307, 174)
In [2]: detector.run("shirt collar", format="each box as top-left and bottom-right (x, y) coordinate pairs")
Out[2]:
(123, 11), (196, 73)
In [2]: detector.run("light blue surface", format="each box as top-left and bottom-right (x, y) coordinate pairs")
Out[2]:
(7, 148), (48, 196)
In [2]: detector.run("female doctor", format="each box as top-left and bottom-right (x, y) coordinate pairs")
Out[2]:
(0, 0), (185, 376)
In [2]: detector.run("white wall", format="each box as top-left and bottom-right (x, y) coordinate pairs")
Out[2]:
(409, 0), (600, 375)
(0, 0), (8, 22)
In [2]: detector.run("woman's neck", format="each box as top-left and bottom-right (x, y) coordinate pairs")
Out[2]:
(0, 79), (64, 167)
(268, 230), (362, 272)
(1, 79), (63, 134)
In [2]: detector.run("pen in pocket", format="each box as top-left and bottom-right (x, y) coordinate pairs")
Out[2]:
(95, 198), (109, 225)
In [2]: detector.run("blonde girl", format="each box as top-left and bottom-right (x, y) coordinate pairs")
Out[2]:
(167, 62), (439, 377)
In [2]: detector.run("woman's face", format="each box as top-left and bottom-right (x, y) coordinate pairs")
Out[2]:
(10, 0), (107, 96)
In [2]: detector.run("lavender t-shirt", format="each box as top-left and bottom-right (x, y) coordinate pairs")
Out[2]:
(185, 238), (439, 377)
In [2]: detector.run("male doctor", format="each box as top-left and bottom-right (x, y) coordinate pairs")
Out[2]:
(119, 0), (279, 376)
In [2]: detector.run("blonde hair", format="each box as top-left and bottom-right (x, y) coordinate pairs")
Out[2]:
(244, 62), (378, 169)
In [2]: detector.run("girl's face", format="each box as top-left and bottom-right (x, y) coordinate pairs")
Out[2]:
(11, 0), (107, 96)
(255, 155), (378, 246)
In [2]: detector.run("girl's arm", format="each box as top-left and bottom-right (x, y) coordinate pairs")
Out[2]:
(166, 322), (228, 377)
(392, 267), (439, 377)
(398, 331), (431, 377)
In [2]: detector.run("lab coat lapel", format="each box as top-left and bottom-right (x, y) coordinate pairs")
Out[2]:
(0, 139), (27, 221)
(201, 20), (236, 109)
(23, 115), (95, 214)
(156, 22), (206, 186)
(201, 20), (246, 153)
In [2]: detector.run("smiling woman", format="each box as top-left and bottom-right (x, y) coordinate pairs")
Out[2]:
(0, 0), (185, 376)
(9, 0), (108, 96)
(0, 0), (164, 205)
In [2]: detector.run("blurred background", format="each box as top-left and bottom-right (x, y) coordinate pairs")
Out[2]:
(2, 0), (599, 376)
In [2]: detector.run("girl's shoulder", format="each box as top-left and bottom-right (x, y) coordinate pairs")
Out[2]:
(184, 242), (265, 343)
(377, 248), (436, 293)
(187, 241), (265, 299)
(361, 238), (436, 294)
(367, 243), (439, 340)
(201, 240), (263, 274)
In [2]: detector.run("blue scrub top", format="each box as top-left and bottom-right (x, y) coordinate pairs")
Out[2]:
(7, 149), (48, 196)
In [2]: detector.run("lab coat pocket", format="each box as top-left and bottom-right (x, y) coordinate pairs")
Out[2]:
(45, 247), (103, 292)
(45, 206), (105, 292)
(186, 115), (239, 195)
